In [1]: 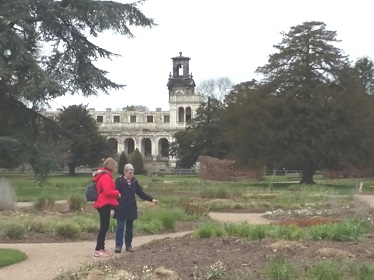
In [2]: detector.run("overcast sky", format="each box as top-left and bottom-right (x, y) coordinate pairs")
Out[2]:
(50, 0), (374, 111)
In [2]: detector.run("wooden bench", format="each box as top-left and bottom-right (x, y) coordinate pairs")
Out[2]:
(287, 173), (300, 179)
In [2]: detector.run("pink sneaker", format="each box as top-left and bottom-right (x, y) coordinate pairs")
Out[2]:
(93, 250), (111, 257)
(101, 249), (111, 256)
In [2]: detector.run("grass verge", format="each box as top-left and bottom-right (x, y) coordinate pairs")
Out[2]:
(0, 248), (27, 268)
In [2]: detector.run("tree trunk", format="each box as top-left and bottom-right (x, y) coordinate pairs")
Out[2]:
(300, 164), (314, 184)
(68, 163), (76, 176)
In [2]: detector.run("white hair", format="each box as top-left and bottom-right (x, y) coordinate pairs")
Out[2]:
(124, 164), (134, 171)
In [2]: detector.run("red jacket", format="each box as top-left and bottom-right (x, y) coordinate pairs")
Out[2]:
(93, 168), (119, 209)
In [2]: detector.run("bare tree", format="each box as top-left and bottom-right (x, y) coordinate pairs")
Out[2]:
(196, 77), (233, 102)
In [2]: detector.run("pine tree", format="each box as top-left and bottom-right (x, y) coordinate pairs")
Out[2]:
(0, 0), (155, 179)
(57, 104), (109, 175)
(225, 22), (374, 184)
(129, 149), (144, 175)
(117, 152), (128, 175)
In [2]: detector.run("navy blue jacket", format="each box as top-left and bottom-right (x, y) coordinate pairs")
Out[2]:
(114, 175), (154, 220)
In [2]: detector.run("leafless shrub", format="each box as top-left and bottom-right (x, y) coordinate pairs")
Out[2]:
(197, 156), (264, 181)
(323, 167), (374, 178)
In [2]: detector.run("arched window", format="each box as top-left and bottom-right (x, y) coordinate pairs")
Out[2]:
(141, 138), (152, 157)
(186, 107), (192, 122)
(178, 107), (185, 122)
(107, 138), (118, 155)
(124, 138), (135, 155)
(177, 64), (183, 76)
(158, 138), (169, 158)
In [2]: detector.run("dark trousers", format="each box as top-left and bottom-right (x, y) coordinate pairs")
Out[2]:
(95, 204), (112, 251)
(115, 219), (134, 248)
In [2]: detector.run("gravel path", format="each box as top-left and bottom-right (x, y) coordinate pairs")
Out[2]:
(2, 194), (374, 280)
(0, 212), (272, 280)
(354, 194), (374, 208)
(0, 231), (192, 280)
(208, 212), (272, 224)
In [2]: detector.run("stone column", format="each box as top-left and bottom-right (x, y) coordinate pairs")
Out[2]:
(117, 138), (124, 154)
(136, 137), (142, 155)
(152, 138), (158, 160)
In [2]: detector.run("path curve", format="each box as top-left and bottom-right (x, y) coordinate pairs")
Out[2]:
(208, 212), (272, 224)
(0, 212), (273, 280)
(0, 231), (191, 280)
(2, 195), (372, 279)
(354, 194), (374, 208)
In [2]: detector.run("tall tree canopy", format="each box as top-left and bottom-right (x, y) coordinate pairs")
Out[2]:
(171, 96), (229, 168)
(57, 105), (110, 175)
(353, 56), (374, 95)
(256, 21), (349, 96)
(0, 0), (155, 176)
(224, 21), (374, 183)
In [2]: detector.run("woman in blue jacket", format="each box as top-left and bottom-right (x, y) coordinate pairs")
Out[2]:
(114, 164), (159, 253)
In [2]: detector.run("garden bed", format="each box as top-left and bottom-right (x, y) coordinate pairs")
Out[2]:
(271, 217), (342, 227)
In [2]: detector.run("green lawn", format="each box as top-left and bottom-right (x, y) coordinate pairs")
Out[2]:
(4, 174), (92, 202)
(2, 172), (371, 202)
(3, 173), (201, 202)
(0, 248), (27, 268)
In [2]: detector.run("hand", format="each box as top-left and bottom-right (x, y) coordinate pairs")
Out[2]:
(152, 199), (159, 205)
(118, 193), (121, 198)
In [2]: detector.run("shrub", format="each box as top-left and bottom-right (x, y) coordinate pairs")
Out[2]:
(129, 148), (144, 175)
(311, 260), (342, 280)
(178, 200), (207, 216)
(266, 255), (295, 280)
(356, 263), (374, 280)
(109, 218), (117, 232)
(34, 196), (55, 211)
(117, 151), (128, 175)
(268, 225), (305, 240)
(84, 223), (100, 233)
(206, 260), (227, 280)
(208, 200), (230, 211)
(26, 219), (49, 233)
(69, 216), (99, 232)
(1, 223), (26, 239)
(0, 178), (16, 211)
(158, 212), (176, 230)
(135, 220), (164, 234)
(200, 187), (230, 199)
(151, 177), (162, 183)
(140, 208), (177, 230)
(309, 218), (370, 241)
(54, 223), (81, 239)
(67, 195), (86, 211)
(231, 203), (245, 209)
(194, 222), (223, 238)
(168, 207), (188, 220)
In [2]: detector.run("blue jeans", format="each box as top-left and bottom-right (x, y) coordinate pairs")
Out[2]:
(115, 219), (134, 248)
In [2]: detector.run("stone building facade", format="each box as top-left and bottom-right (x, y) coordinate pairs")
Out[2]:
(45, 53), (204, 171)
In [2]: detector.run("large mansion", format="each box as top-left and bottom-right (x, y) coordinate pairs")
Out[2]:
(43, 53), (204, 171)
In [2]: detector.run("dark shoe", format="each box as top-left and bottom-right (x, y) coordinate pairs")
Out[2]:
(114, 247), (122, 253)
(125, 246), (134, 252)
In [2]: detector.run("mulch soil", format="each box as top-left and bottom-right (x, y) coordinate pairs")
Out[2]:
(110, 232), (374, 279)
(3, 202), (374, 279)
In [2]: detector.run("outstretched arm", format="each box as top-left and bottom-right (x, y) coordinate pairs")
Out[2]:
(135, 181), (158, 204)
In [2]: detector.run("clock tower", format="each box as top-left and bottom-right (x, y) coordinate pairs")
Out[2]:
(167, 52), (196, 97)
(167, 52), (204, 128)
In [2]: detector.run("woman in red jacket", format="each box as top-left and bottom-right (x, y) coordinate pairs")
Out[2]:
(92, 157), (120, 257)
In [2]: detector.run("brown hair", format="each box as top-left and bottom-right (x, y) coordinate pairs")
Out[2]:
(103, 157), (117, 172)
